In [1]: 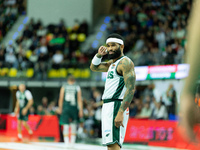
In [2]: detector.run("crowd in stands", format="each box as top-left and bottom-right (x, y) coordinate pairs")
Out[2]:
(0, 0), (192, 80)
(0, 18), (89, 79)
(107, 0), (190, 66)
(29, 83), (177, 139)
(0, 0), (25, 42)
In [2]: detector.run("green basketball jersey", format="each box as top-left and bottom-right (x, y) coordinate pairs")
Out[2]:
(63, 83), (80, 109)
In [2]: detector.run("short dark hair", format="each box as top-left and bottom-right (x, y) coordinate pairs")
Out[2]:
(67, 74), (75, 82)
(107, 33), (124, 41)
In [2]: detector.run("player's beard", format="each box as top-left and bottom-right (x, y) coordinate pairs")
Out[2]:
(108, 47), (121, 59)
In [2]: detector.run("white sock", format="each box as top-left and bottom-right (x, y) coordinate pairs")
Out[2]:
(18, 133), (22, 139)
(71, 135), (76, 146)
(70, 123), (77, 145)
(63, 125), (69, 145)
(64, 137), (69, 145)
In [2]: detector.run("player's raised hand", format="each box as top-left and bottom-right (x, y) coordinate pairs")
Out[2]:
(98, 46), (108, 57)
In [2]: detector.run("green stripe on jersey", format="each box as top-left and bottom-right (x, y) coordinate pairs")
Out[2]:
(111, 78), (125, 99)
(112, 101), (121, 146)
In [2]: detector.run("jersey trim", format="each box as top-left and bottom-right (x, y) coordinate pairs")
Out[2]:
(111, 78), (125, 99)
(114, 56), (125, 77)
(113, 101), (121, 147)
(103, 99), (123, 103)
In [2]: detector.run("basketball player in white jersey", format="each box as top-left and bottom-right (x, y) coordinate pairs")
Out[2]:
(90, 33), (136, 150)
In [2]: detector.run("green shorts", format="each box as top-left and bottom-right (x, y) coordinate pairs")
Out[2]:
(59, 106), (79, 125)
(18, 108), (29, 121)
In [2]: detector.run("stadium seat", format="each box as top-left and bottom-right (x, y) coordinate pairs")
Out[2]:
(48, 69), (59, 78)
(1, 68), (9, 76)
(8, 68), (17, 77)
(77, 33), (86, 42)
(81, 68), (91, 78)
(59, 68), (67, 78)
(69, 33), (77, 41)
(67, 27), (72, 33)
(26, 50), (32, 59)
(26, 68), (34, 78)
(67, 68), (75, 76)
(74, 69), (81, 78)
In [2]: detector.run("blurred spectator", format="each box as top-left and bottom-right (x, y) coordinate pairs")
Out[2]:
(84, 102), (95, 137)
(36, 25), (47, 37)
(129, 98), (142, 118)
(164, 84), (177, 116)
(23, 25), (33, 38)
(29, 106), (36, 115)
(6, 44), (15, 54)
(78, 19), (89, 36)
(37, 105), (46, 115)
(164, 45), (176, 64)
(52, 50), (64, 69)
(29, 51), (38, 67)
(0, 49), (5, 67)
(41, 96), (48, 109)
(137, 101), (152, 119)
(5, 51), (18, 68)
(92, 90), (102, 138)
(47, 101), (56, 115)
(151, 99), (168, 120)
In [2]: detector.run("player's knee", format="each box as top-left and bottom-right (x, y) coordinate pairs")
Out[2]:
(18, 121), (22, 127)
(22, 121), (27, 126)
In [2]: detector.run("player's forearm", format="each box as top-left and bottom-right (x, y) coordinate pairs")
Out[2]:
(58, 98), (63, 109)
(78, 98), (83, 111)
(183, 0), (200, 95)
(25, 99), (33, 109)
(15, 101), (19, 112)
(119, 89), (135, 112)
(90, 53), (103, 72)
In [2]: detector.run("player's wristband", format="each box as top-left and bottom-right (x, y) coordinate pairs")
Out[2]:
(92, 55), (102, 65)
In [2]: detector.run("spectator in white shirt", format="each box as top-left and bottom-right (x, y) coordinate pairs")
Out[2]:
(52, 50), (64, 69)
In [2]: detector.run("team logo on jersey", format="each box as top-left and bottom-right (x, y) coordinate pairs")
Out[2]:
(111, 64), (115, 69)
(107, 71), (114, 79)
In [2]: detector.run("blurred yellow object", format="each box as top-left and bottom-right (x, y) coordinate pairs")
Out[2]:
(81, 68), (90, 78)
(48, 69), (58, 78)
(77, 33), (86, 42)
(59, 68), (67, 77)
(8, 68), (17, 77)
(70, 33), (77, 41)
(67, 27), (72, 33)
(26, 50), (32, 59)
(1, 68), (9, 76)
(26, 68), (34, 78)
(74, 69), (81, 78)
(46, 33), (54, 42)
(75, 50), (81, 57)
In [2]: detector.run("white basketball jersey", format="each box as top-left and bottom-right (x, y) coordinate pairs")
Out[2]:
(102, 56), (128, 100)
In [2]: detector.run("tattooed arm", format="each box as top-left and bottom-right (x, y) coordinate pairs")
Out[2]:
(90, 46), (112, 72)
(114, 57), (136, 128)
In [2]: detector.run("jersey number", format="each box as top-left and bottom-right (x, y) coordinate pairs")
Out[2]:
(65, 94), (76, 106)
(107, 71), (114, 79)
